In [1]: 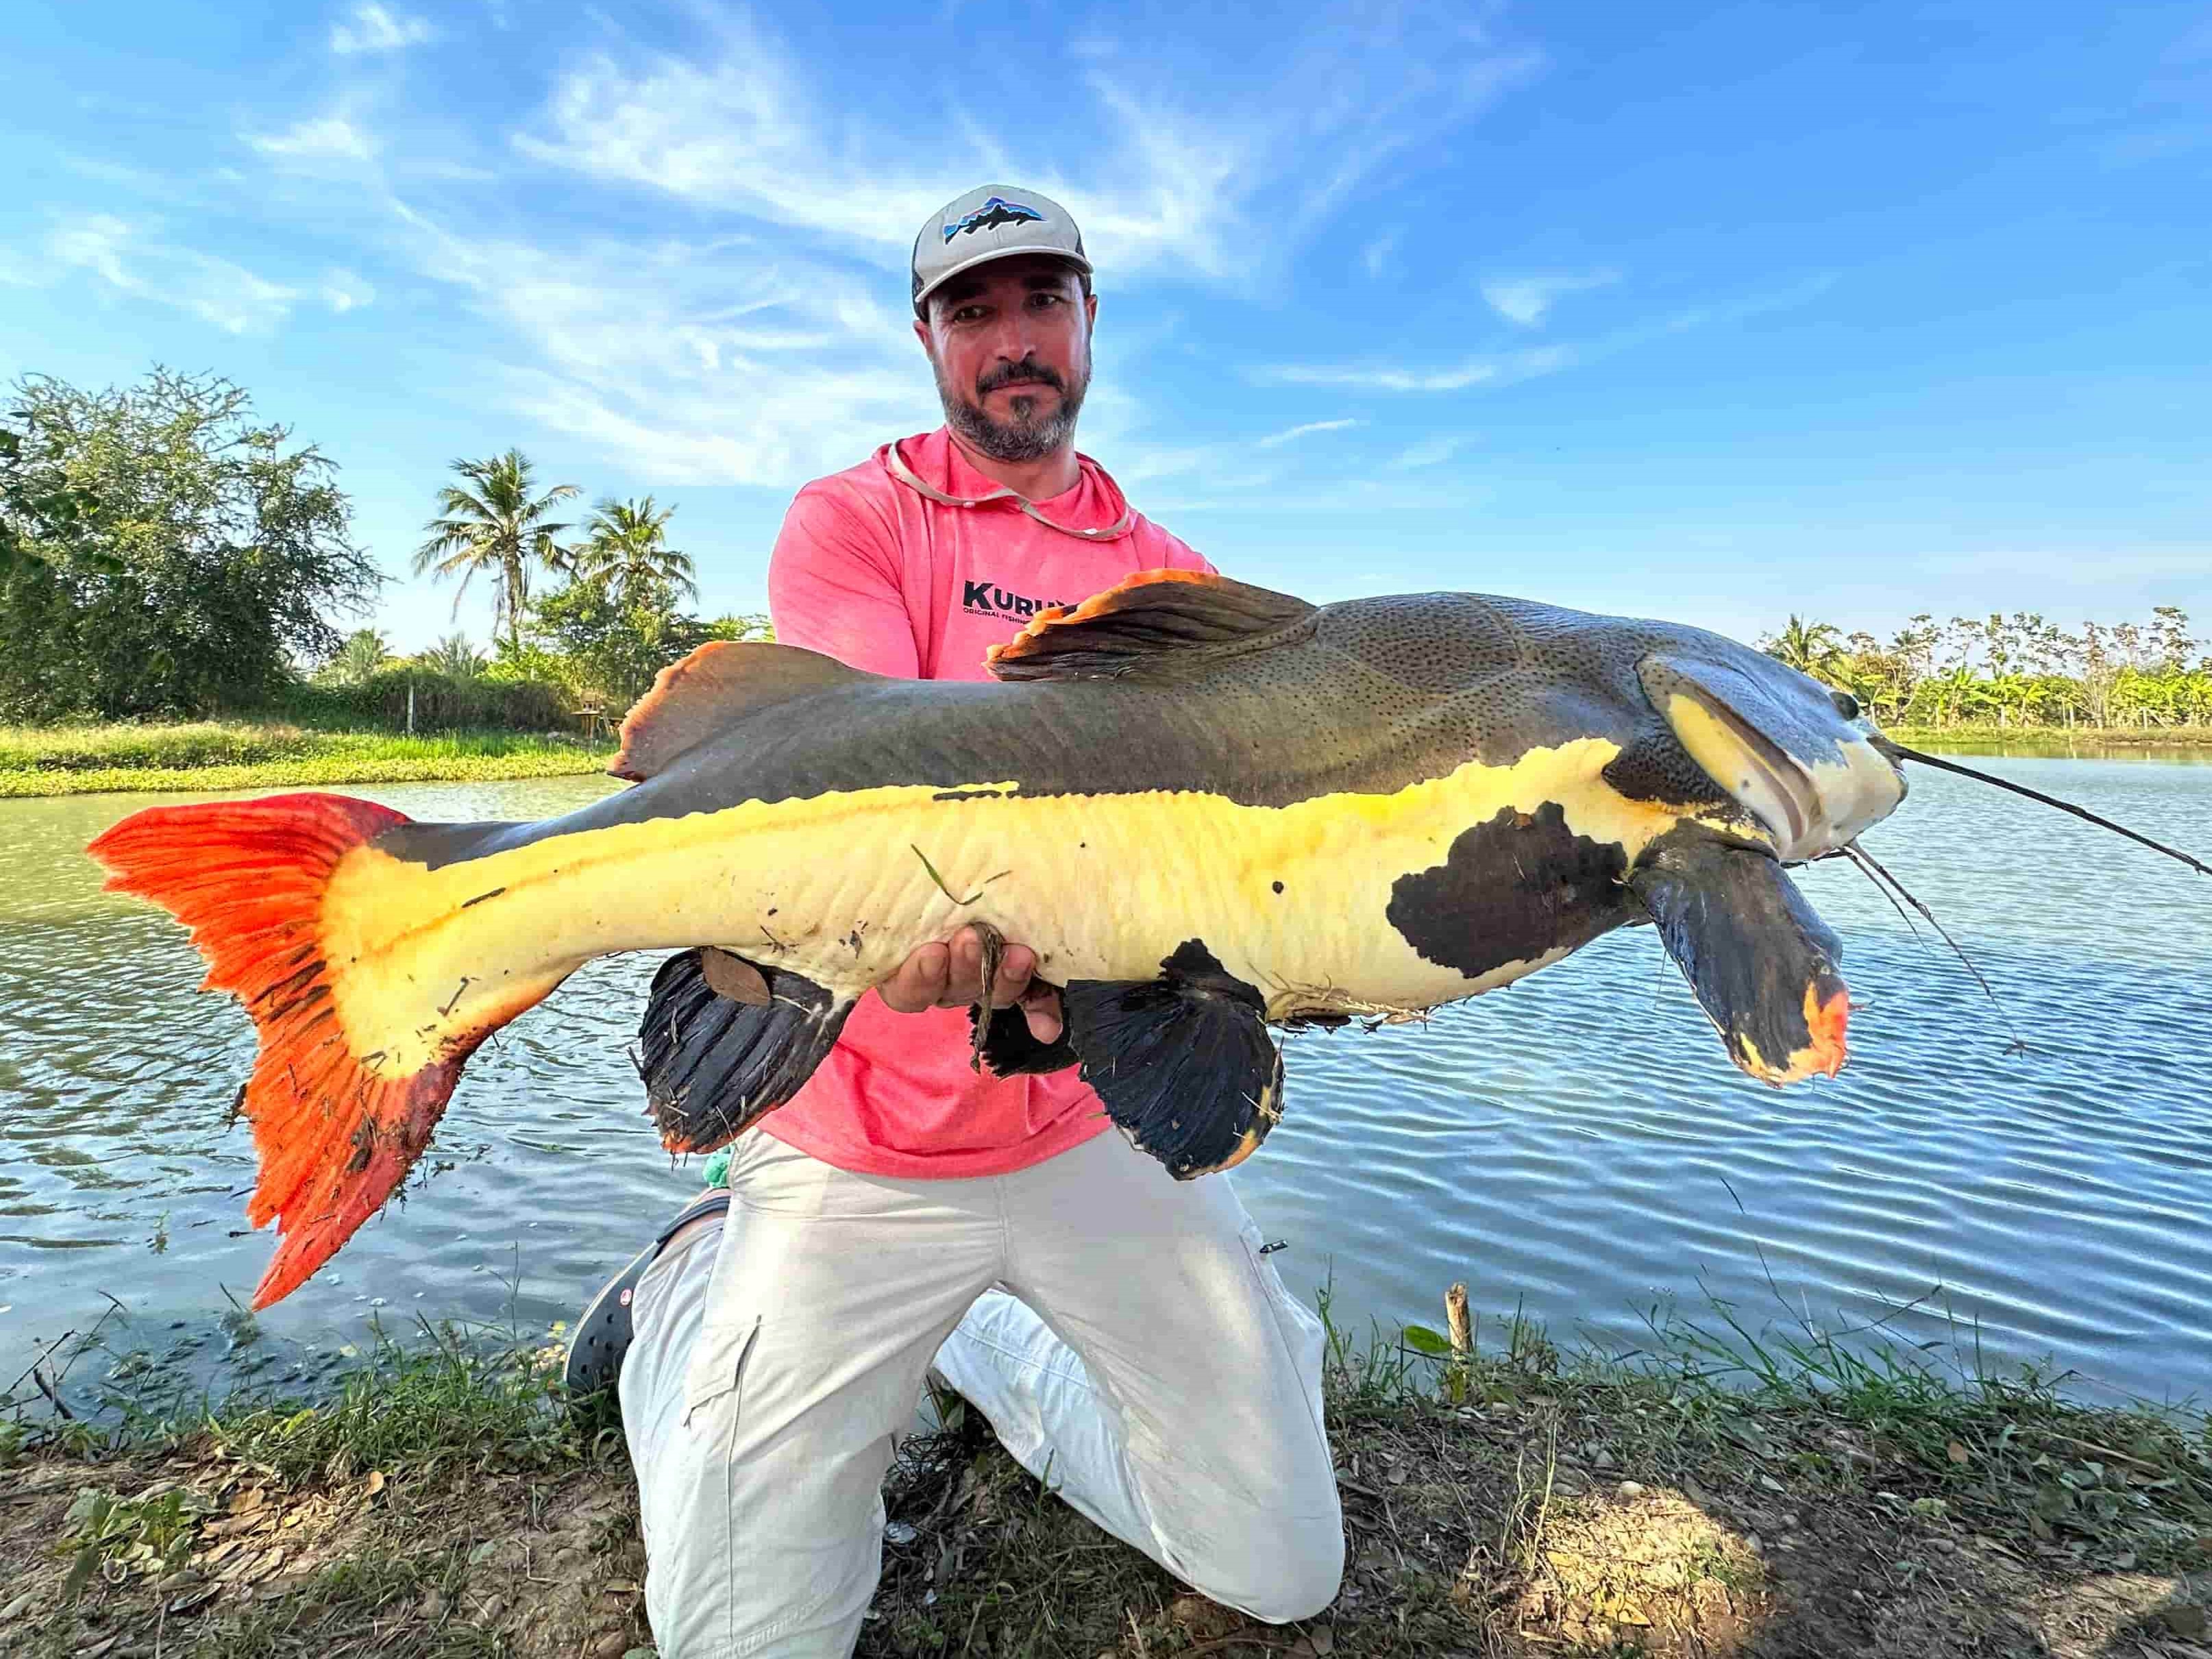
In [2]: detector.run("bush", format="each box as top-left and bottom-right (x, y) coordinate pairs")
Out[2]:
(273, 669), (569, 732)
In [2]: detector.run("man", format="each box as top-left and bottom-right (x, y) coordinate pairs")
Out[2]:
(584, 186), (1343, 1657)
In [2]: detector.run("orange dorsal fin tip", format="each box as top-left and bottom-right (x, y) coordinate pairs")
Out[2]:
(611, 641), (879, 782)
(986, 569), (1316, 683)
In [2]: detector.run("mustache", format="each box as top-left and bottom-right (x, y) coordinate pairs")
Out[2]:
(974, 358), (1066, 397)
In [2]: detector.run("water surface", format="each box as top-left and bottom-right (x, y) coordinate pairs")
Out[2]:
(3, 758), (2209, 1410)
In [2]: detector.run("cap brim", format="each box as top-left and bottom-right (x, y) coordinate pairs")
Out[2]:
(914, 245), (1093, 311)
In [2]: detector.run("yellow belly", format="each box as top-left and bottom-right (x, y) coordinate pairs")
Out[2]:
(318, 737), (1738, 1074)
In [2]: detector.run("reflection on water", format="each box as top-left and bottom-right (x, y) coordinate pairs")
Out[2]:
(3, 759), (2210, 1411)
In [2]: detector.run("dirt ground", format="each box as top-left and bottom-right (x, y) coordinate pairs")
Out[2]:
(7, 1384), (2210, 1659)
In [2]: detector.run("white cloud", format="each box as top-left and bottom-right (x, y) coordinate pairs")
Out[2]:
(330, 3), (434, 54)
(1480, 268), (1619, 327)
(1255, 418), (1361, 448)
(1362, 229), (1401, 280)
(246, 114), (377, 162)
(4, 212), (297, 334)
(1255, 343), (1579, 393)
(1388, 433), (1471, 469)
(511, 8), (1540, 284)
(390, 201), (936, 485)
(321, 267), (376, 312)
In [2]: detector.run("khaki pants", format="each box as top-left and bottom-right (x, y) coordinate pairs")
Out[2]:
(618, 1129), (1344, 1657)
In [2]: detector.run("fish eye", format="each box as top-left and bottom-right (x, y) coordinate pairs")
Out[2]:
(1831, 690), (1860, 721)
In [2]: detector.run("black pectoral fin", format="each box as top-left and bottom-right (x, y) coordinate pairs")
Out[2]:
(637, 948), (852, 1155)
(970, 1001), (1080, 1076)
(1062, 940), (1286, 1179)
(1628, 836), (1851, 1086)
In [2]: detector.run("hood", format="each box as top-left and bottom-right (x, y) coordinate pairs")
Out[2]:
(880, 428), (1138, 542)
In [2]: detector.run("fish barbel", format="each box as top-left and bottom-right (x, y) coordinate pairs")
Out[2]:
(90, 570), (1911, 1306)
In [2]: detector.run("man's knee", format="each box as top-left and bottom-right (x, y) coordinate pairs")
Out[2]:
(1194, 1510), (1344, 1626)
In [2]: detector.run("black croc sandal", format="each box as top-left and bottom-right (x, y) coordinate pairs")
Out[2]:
(563, 1190), (733, 1398)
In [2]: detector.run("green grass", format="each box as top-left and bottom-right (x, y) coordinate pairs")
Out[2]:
(0, 720), (617, 796)
(1892, 722), (2212, 750)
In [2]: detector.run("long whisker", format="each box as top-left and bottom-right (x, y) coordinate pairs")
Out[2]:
(1873, 739), (2211, 876)
(1845, 840), (2030, 1057)
(1838, 842), (1924, 944)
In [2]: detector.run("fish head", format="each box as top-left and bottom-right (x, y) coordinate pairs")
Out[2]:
(1636, 639), (1904, 861)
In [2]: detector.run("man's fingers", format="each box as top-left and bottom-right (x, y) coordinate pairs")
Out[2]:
(987, 943), (1037, 1011)
(879, 939), (950, 1013)
(1018, 980), (1065, 1044)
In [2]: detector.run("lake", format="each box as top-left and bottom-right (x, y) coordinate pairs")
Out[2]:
(4, 754), (2210, 1414)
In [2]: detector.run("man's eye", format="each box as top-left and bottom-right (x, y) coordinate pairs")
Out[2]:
(952, 306), (988, 323)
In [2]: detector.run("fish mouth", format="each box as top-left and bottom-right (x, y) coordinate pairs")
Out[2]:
(1659, 681), (1828, 855)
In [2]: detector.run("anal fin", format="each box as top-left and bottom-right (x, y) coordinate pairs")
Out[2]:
(637, 948), (852, 1153)
(1061, 939), (1286, 1179)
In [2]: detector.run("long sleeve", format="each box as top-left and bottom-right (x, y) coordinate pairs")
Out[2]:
(767, 482), (923, 678)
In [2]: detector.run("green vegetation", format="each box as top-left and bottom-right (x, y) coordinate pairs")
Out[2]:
(5, 1289), (2209, 1656)
(0, 723), (613, 798)
(0, 370), (772, 794)
(1764, 606), (2212, 736)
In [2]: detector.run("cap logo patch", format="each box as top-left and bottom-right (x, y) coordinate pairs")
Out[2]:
(943, 196), (1044, 243)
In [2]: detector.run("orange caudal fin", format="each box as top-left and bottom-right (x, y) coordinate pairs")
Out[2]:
(88, 794), (491, 1307)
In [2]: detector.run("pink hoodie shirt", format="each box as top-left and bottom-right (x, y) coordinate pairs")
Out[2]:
(760, 428), (1214, 1178)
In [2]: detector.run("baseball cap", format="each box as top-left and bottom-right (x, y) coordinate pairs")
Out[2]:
(911, 185), (1092, 313)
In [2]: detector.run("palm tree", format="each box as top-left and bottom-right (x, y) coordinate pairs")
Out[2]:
(567, 495), (696, 608)
(1764, 615), (1849, 684)
(415, 631), (487, 679)
(415, 451), (580, 648)
(325, 628), (392, 686)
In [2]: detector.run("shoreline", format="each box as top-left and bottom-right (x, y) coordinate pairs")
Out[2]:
(5, 1299), (2207, 1658)
(0, 722), (617, 799)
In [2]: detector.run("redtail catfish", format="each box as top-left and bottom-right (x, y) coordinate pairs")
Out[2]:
(89, 572), (1953, 1305)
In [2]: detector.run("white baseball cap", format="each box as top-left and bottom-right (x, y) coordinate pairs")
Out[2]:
(911, 185), (1092, 314)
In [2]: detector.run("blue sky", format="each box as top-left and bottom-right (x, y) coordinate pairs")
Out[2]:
(3, 0), (2207, 652)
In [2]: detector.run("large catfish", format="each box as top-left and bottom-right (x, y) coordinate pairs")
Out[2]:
(92, 572), (1913, 1307)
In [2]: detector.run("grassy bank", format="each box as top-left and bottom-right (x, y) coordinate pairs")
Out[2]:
(6, 1296), (2209, 1658)
(0, 721), (617, 798)
(1892, 724), (2212, 752)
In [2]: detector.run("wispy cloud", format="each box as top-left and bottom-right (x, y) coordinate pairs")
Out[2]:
(321, 267), (375, 312)
(1362, 228), (1401, 279)
(1255, 417), (1361, 448)
(245, 114), (378, 162)
(1388, 433), (1472, 469)
(1480, 268), (1619, 326)
(511, 6), (1540, 283)
(1, 212), (297, 334)
(1255, 343), (1579, 393)
(330, 3), (434, 54)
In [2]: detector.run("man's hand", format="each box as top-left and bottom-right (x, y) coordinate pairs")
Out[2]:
(879, 924), (1064, 1044)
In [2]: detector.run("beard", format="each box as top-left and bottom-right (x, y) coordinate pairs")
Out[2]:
(935, 352), (1090, 464)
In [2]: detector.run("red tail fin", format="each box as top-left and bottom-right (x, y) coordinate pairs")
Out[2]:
(89, 794), (483, 1308)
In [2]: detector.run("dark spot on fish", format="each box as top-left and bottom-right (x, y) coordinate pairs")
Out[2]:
(933, 787), (1009, 801)
(767, 907), (778, 916)
(1388, 802), (1633, 979)
(1272, 880), (1285, 894)
(345, 1116), (379, 1174)
(460, 887), (506, 909)
(437, 976), (473, 1018)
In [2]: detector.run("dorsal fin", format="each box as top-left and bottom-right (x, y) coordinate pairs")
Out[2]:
(985, 569), (1316, 682)
(611, 642), (876, 781)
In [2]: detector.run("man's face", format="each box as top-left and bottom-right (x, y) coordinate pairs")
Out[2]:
(915, 254), (1097, 464)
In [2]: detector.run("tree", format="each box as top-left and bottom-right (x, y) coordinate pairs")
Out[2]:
(323, 628), (394, 685)
(567, 496), (696, 608)
(415, 450), (578, 650)
(1761, 615), (1848, 683)
(415, 631), (487, 678)
(0, 368), (376, 720)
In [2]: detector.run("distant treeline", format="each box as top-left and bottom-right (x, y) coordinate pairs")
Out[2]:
(1762, 609), (2211, 730)
(1, 367), (766, 728)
